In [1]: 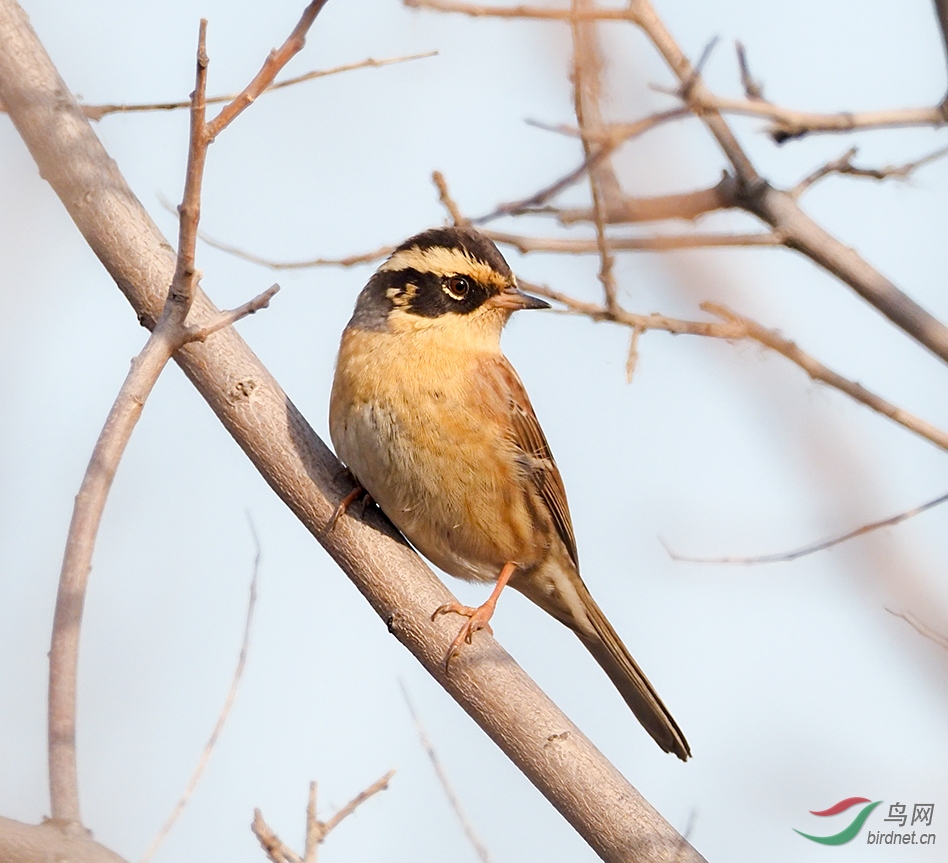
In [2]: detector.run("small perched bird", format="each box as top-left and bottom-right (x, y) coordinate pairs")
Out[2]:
(329, 226), (690, 760)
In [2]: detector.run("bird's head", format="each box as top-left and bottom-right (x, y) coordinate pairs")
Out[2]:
(348, 226), (549, 349)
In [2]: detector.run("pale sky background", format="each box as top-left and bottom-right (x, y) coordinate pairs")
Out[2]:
(2, 1), (948, 861)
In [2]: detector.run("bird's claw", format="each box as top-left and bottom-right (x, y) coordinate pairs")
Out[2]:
(325, 484), (371, 533)
(432, 601), (495, 671)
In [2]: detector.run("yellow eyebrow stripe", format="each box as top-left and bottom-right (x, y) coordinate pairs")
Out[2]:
(379, 245), (511, 290)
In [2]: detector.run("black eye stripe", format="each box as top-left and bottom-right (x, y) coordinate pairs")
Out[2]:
(374, 268), (491, 318)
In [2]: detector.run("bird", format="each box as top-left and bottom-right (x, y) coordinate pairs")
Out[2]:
(329, 225), (690, 760)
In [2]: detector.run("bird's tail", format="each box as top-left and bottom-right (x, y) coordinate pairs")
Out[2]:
(575, 585), (691, 760)
(515, 571), (691, 760)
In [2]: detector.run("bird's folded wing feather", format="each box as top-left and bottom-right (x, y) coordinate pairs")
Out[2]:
(495, 357), (579, 570)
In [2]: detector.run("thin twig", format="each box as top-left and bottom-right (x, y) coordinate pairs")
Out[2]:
(519, 279), (743, 337)
(673, 36), (719, 101)
(0, 52), (438, 121)
(625, 325), (643, 383)
(554, 174), (739, 224)
(525, 106), (689, 144)
(253, 771), (395, 863)
(515, 283), (948, 453)
(570, 0), (618, 310)
(659, 92), (948, 141)
(400, 683), (492, 863)
(484, 229), (782, 253)
(665, 491), (948, 565)
(206, 0), (330, 141)
(432, 170), (469, 226)
(735, 41), (763, 100)
(629, 0), (759, 185)
(202, 229), (778, 272)
(253, 811), (304, 863)
(200, 229), (396, 269)
(140, 528), (261, 863)
(187, 284), (280, 341)
(792, 144), (948, 198)
(704, 303), (948, 452)
(404, 0), (640, 22)
(886, 607), (948, 650)
(169, 18), (210, 320)
(304, 782), (318, 863)
(320, 771), (396, 836)
(474, 140), (618, 223)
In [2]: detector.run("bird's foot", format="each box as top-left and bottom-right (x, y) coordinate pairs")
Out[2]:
(431, 601), (496, 671)
(325, 482), (373, 533)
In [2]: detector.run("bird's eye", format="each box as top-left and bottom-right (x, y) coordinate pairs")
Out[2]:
(442, 276), (470, 301)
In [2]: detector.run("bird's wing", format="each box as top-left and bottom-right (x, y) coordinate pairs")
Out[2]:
(495, 356), (579, 570)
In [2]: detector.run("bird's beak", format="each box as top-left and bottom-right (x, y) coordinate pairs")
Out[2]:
(489, 285), (551, 311)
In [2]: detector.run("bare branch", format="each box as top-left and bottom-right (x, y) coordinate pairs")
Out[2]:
(666, 491), (948, 565)
(485, 228), (782, 253)
(40, 7), (290, 827)
(198, 225), (395, 269)
(520, 280), (743, 337)
(0, 816), (128, 863)
(556, 101), (947, 143)
(555, 174), (739, 224)
(475, 140), (619, 223)
(254, 772), (394, 863)
(304, 783), (318, 863)
(186, 284), (280, 342)
(735, 41), (763, 100)
(676, 95), (948, 141)
(320, 772), (396, 837)
(206, 228), (779, 271)
(570, 0), (618, 310)
(704, 303), (948, 452)
(252, 811), (303, 863)
(139, 532), (261, 863)
(169, 19), (210, 320)
(205, 0), (330, 140)
(629, 0), (759, 185)
(432, 170), (469, 226)
(625, 326), (643, 383)
(792, 144), (948, 197)
(886, 607), (948, 650)
(935, 0), (948, 81)
(48, 337), (175, 823)
(404, 0), (640, 22)
(0, 52), (438, 121)
(400, 683), (492, 863)
(525, 106), (689, 144)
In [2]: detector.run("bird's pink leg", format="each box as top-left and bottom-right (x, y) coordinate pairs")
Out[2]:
(432, 561), (517, 670)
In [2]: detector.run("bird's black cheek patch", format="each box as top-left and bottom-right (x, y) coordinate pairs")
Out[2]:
(404, 272), (492, 318)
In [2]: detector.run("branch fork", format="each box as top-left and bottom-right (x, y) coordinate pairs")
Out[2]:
(46, 2), (331, 828)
